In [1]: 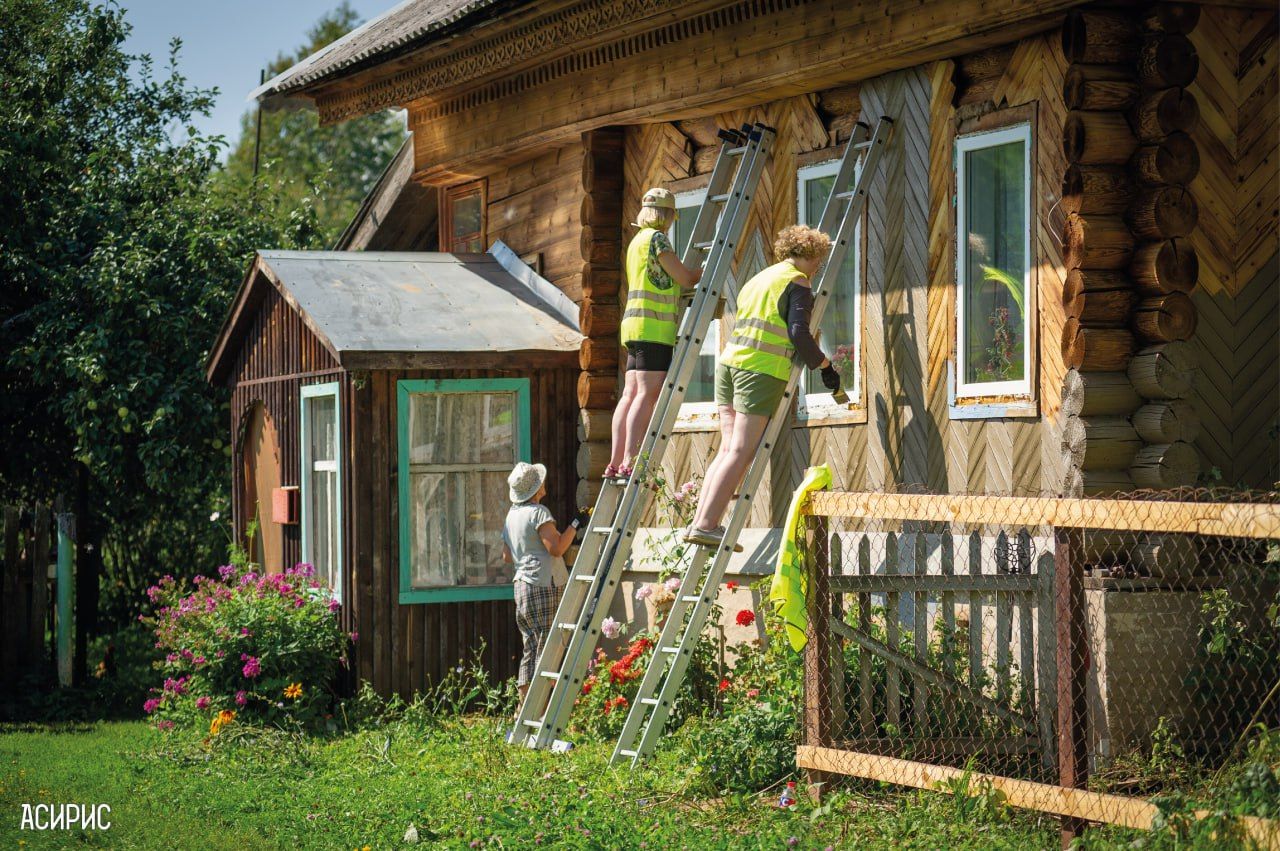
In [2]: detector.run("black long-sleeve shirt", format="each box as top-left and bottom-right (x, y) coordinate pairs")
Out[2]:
(778, 283), (826, 370)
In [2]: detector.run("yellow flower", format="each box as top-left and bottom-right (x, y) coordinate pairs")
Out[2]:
(283, 682), (303, 700)
(209, 709), (236, 736)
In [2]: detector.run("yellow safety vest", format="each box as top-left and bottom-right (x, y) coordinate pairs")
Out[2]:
(620, 227), (679, 347)
(720, 260), (802, 381)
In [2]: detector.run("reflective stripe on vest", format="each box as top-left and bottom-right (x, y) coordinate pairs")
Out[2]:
(720, 259), (802, 381)
(621, 227), (679, 346)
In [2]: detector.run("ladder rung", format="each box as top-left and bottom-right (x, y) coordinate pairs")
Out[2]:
(710, 193), (731, 203)
(726, 146), (747, 156)
(853, 140), (874, 150)
(835, 189), (862, 200)
(590, 527), (615, 534)
(693, 241), (714, 250)
(572, 574), (594, 582)
(661, 646), (680, 654)
(680, 595), (702, 603)
(618, 749), (638, 758)
(558, 623), (577, 630)
(522, 719), (543, 728)
(539, 671), (561, 680)
(640, 697), (660, 706)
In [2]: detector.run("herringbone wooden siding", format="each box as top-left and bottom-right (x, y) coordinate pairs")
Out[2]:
(1187, 7), (1279, 488)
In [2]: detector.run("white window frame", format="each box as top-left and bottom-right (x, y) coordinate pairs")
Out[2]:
(300, 382), (342, 603)
(797, 158), (862, 421)
(954, 123), (1034, 402)
(672, 187), (723, 426)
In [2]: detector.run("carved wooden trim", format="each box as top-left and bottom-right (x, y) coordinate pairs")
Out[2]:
(316, 0), (814, 125)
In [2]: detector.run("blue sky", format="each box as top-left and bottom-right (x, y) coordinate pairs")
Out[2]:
(120, 0), (389, 145)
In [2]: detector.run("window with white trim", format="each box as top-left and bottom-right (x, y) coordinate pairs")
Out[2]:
(300, 383), (341, 601)
(797, 159), (861, 418)
(955, 123), (1032, 399)
(672, 188), (720, 414)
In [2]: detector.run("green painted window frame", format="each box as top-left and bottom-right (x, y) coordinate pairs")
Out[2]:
(397, 378), (531, 604)
(300, 381), (343, 603)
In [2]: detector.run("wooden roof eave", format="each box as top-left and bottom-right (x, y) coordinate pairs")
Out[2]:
(204, 254), (345, 388)
(339, 347), (580, 372)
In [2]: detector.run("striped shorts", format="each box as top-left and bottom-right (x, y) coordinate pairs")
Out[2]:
(514, 581), (562, 687)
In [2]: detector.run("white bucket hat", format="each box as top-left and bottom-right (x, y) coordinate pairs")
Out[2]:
(507, 462), (547, 503)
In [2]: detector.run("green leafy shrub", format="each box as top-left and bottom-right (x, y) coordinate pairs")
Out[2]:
(139, 562), (351, 732)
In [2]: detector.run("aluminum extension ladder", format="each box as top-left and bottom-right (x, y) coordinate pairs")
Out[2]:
(610, 115), (894, 766)
(510, 122), (778, 751)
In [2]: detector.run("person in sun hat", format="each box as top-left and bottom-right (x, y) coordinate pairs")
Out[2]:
(605, 187), (704, 482)
(502, 461), (589, 713)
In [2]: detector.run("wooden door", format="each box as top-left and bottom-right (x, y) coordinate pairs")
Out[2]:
(240, 403), (284, 574)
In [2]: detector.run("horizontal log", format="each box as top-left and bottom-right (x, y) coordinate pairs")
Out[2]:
(577, 370), (619, 409)
(1081, 469), (1136, 497)
(581, 150), (625, 194)
(1063, 269), (1134, 326)
(578, 407), (613, 443)
(575, 477), (602, 510)
(582, 128), (625, 153)
(1128, 185), (1198, 239)
(1063, 464), (1136, 498)
(580, 227), (622, 266)
(580, 193), (623, 228)
(1130, 440), (1199, 489)
(580, 298), (620, 338)
(1063, 214), (1135, 270)
(674, 117), (722, 148)
(1063, 415), (1143, 471)
(1132, 533), (1200, 582)
(1133, 399), (1200, 443)
(817, 83), (860, 117)
(1062, 10), (1139, 64)
(1131, 239), (1197, 294)
(1131, 132), (1200, 185)
(1062, 164), (1133, 215)
(1063, 320), (1135, 371)
(1131, 89), (1199, 142)
(1138, 33), (1198, 89)
(579, 336), (619, 372)
(1064, 111), (1138, 165)
(1142, 4), (1200, 36)
(693, 145), (719, 175)
(1061, 369), (1143, 417)
(1133, 292), (1197, 342)
(953, 44), (1014, 104)
(575, 439), (611, 480)
(1127, 341), (1197, 400)
(1063, 64), (1140, 112)
(582, 264), (621, 300)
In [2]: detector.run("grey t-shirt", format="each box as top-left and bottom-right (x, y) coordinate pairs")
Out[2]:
(502, 502), (563, 587)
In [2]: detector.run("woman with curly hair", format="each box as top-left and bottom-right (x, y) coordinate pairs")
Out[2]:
(684, 225), (840, 546)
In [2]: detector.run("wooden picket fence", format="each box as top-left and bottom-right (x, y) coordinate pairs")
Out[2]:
(0, 505), (71, 689)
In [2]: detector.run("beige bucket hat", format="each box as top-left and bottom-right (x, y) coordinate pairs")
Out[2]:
(641, 187), (676, 211)
(508, 461), (548, 503)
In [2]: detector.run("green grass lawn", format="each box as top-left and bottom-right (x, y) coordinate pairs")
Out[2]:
(1, 717), (1072, 849)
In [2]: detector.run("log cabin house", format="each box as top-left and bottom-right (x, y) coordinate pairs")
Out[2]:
(217, 0), (1278, 742)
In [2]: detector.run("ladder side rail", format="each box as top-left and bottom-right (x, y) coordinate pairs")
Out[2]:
(512, 482), (624, 738)
(619, 119), (892, 762)
(815, 121), (870, 237)
(677, 134), (744, 269)
(530, 127), (776, 748)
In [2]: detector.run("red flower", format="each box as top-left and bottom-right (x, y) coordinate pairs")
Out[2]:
(726, 581), (739, 591)
(718, 678), (731, 692)
(735, 609), (756, 627)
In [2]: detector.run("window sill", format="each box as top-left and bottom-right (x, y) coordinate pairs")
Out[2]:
(794, 404), (868, 428)
(399, 584), (515, 604)
(948, 398), (1039, 420)
(674, 405), (721, 432)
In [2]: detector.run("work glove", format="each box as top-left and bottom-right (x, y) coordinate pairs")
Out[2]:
(820, 364), (841, 392)
(570, 506), (592, 530)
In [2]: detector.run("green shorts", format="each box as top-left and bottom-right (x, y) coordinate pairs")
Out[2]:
(714, 363), (787, 416)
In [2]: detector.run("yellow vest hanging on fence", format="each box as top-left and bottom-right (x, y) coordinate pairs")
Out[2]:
(620, 226), (679, 347)
(720, 260), (802, 381)
(768, 463), (833, 652)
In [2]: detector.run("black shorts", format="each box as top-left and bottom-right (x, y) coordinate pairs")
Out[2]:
(625, 341), (673, 372)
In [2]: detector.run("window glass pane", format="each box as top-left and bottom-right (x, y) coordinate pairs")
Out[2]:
(409, 392), (516, 465)
(674, 197), (717, 404)
(308, 396), (336, 463)
(963, 138), (1027, 385)
(406, 389), (520, 589)
(802, 174), (859, 392)
(451, 191), (482, 244)
(310, 468), (336, 587)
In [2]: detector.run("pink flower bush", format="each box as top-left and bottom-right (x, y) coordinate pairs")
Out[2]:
(601, 617), (622, 640)
(663, 576), (681, 593)
(634, 584), (653, 602)
(140, 562), (348, 729)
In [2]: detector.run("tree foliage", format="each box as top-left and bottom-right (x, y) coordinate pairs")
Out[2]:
(0, 0), (390, 629)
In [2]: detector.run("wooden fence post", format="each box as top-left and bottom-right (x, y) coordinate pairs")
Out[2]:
(1055, 528), (1089, 848)
(804, 514), (834, 798)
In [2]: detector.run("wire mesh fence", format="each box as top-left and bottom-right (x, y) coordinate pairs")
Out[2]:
(795, 488), (1280, 845)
